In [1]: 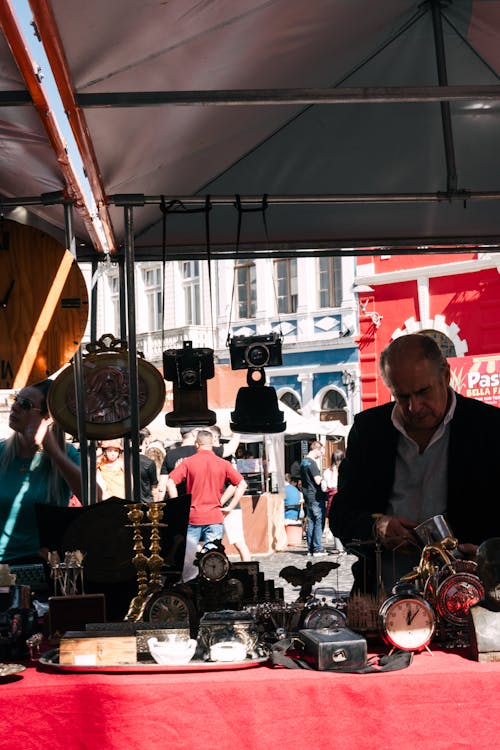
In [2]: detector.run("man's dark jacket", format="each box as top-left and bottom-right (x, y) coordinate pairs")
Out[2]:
(330, 393), (500, 548)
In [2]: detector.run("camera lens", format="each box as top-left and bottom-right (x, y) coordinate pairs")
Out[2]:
(181, 368), (198, 386)
(245, 344), (270, 368)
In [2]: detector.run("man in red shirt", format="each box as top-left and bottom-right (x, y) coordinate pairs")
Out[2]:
(165, 429), (247, 551)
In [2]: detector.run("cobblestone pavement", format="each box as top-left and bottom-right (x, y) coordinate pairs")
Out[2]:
(229, 538), (357, 604)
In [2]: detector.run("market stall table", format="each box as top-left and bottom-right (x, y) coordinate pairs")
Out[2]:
(223, 493), (287, 556)
(1, 649), (499, 750)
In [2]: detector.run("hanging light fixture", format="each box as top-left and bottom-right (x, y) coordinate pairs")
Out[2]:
(342, 369), (356, 393)
(352, 284), (383, 328)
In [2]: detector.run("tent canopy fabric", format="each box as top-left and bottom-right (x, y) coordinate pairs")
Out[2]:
(2, 0), (500, 260)
(144, 401), (348, 443)
(211, 402), (348, 441)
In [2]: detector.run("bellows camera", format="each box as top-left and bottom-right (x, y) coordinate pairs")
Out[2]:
(229, 333), (282, 371)
(163, 340), (215, 390)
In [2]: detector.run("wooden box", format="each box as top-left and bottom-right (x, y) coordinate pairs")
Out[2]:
(59, 630), (137, 666)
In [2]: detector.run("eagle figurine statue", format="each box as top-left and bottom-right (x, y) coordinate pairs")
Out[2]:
(279, 560), (340, 601)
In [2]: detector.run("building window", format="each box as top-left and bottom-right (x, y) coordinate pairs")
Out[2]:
(320, 388), (348, 456)
(235, 261), (256, 319)
(109, 274), (121, 336)
(182, 260), (201, 325)
(420, 329), (456, 358)
(320, 389), (347, 424)
(274, 258), (298, 314)
(318, 257), (341, 308)
(280, 391), (301, 412)
(143, 266), (163, 331)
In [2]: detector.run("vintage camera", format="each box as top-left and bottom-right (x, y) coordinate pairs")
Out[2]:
(163, 340), (215, 390)
(229, 333), (282, 371)
(163, 341), (216, 426)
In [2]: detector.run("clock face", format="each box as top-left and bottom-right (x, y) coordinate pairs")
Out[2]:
(379, 596), (435, 651)
(0, 219), (89, 389)
(145, 591), (193, 625)
(435, 573), (484, 625)
(302, 605), (346, 630)
(199, 551), (230, 582)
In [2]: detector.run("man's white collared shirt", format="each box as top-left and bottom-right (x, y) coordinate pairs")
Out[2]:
(387, 390), (456, 523)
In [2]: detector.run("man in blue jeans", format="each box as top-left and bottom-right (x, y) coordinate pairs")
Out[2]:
(300, 441), (330, 556)
(165, 430), (247, 579)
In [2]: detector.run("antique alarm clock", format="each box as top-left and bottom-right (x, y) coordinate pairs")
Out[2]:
(435, 570), (484, 626)
(423, 559), (484, 647)
(195, 541), (231, 583)
(378, 581), (436, 652)
(301, 588), (347, 630)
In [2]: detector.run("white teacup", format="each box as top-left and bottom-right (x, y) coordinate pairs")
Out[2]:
(148, 635), (197, 666)
(209, 641), (247, 663)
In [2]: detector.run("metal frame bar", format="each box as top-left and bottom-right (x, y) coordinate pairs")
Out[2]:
(123, 206), (142, 504)
(431, 0), (457, 194)
(108, 190), (500, 206)
(69, 85), (500, 108)
(63, 201), (90, 505)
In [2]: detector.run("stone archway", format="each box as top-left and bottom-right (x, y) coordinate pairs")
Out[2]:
(393, 316), (468, 356)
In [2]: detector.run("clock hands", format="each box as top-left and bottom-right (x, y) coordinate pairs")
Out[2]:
(0, 279), (14, 308)
(406, 605), (420, 625)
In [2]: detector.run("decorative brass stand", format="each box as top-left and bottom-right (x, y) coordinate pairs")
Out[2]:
(124, 502), (167, 621)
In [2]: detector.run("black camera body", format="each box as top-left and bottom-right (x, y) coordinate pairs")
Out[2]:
(229, 333), (282, 371)
(163, 340), (215, 390)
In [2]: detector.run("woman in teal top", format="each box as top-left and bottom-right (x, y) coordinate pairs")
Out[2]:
(0, 379), (82, 564)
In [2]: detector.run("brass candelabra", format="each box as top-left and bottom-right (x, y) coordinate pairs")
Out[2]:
(124, 502), (167, 622)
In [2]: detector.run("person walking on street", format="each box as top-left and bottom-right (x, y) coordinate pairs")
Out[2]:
(300, 441), (330, 557)
(322, 450), (345, 552)
(164, 430), (247, 579)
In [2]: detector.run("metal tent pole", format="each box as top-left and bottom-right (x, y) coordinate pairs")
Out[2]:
(63, 201), (90, 505)
(123, 205), (142, 503)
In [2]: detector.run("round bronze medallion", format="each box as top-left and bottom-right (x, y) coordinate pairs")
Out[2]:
(48, 349), (166, 439)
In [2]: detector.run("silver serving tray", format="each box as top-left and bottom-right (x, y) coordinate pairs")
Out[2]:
(0, 662), (26, 679)
(38, 649), (269, 674)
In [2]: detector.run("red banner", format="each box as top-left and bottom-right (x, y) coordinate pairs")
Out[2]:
(448, 354), (500, 408)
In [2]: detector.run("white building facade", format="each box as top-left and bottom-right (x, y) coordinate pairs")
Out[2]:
(94, 254), (361, 437)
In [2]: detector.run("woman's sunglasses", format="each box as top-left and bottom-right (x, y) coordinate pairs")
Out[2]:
(9, 394), (42, 412)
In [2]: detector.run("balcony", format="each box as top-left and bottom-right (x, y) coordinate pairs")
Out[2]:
(136, 326), (215, 368)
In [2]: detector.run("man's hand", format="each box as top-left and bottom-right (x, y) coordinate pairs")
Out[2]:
(375, 514), (417, 552)
(457, 542), (478, 560)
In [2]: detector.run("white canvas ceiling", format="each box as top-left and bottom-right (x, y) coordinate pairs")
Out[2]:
(2, 0), (500, 261)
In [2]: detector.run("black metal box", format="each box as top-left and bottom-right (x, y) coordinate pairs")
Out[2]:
(49, 594), (106, 638)
(299, 627), (367, 671)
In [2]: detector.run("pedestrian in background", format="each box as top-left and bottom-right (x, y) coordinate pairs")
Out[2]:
(165, 430), (247, 579)
(96, 438), (126, 500)
(300, 441), (330, 557)
(322, 450), (345, 552)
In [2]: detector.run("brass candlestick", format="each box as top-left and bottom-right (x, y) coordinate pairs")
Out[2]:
(146, 501), (165, 589)
(124, 502), (167, 622)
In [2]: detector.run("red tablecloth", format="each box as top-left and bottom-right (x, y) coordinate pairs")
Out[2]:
(1, 650), (499, 750)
